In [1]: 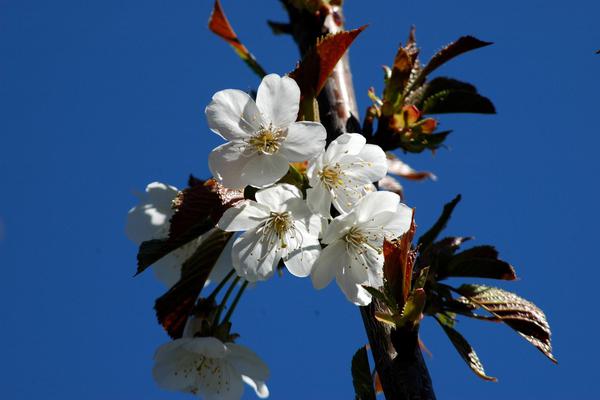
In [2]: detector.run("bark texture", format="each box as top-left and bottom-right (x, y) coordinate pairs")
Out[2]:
(282, 3), (436, 399)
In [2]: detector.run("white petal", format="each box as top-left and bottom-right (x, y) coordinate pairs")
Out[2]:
(354, 191), (400, 224)
(242, 376), (270, 399)
(206, 89), (263, 141)
(282, 225), (321, 277)
(350, 246), (384, 288)
(279, 121), (327, 162)
(325, 133), (366, 162)
(227, 343), (270, 381)
(383, 203), (413, 237)
(306, 184), (333, 219)
(241, 154), (290, 188)
(218, 202), (270, 232)
(232, 229), (280, 281)
(335, 268), (372, 306)
(255, 74), (300, 128)
(311, 240), (346, 289)
(345, 144), (388, 183)
(254, 183), (301, 210)
(321, 212), (354, 244)
(209, 142), (250, 189)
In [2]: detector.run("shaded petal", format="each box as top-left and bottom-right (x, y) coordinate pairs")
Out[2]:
(152, 255), (181, 288)
(218, 202), (270, 232)
(255, 183), (301, 211)
(125, 182), (178, 243)
(206, 89), (263, 141)
(279, 121), (327, 162)
(241, 154), (290, 188)
(206, 233), (236, 285)
(227, 343), (270, 381)
(232, 229), (279, 281)
(354, 191), (400, 224)
(311, 240), (346, 289)
(182, 336), (227, 358)
(306, 184), (333, 219)
(325, 133), (366, 162)
(255, 74), (300, 128)
(203, 362), (244, 400)
(209, 142), (250, 189)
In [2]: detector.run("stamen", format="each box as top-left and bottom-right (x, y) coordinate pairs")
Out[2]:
(246, 123), (285, 155)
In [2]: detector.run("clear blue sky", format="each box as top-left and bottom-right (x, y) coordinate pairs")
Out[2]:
(1, 0), (598, 398)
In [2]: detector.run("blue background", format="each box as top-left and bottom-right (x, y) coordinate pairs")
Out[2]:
(1, 0), (598, 398)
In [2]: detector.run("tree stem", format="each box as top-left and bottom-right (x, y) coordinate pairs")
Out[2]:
(281, 2), (436, 399)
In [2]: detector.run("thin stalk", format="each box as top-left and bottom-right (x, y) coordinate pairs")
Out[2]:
(214, 276), (240, 324)
(222, 280), (249, 325)
(207, 269), (236, 300)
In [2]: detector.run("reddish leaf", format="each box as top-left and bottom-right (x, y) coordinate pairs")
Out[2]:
(386, 154), (437, 181)
(289, 26), (366, 99)
(417, 36), (493, 85)
(440, 246), (517, 281)
(378, 175), (404, 198)
(155, 229), (233, 338)
(457, 285), (557, 363)
(208, 0), (266, 77)
(383, 212), (416, 305)
(137, 179), (243, 274)
(436, 318), (497, 381)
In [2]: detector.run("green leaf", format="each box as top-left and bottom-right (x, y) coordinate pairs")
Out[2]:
(399, 288), (426, 326)
(419, 77), (495, 114)
(154, 229), (233, 339)
(456, 285), (557, 363)
(417, 195), (461, 250)
(439, 246), (517, 280)
(136, 179), (243, 275)
(208, 0), (267, 78)
(351, 346), (376, 400)
(435, 317), (497, 381)
(362, 286), (397, 313)
(413, 267), (430, 289)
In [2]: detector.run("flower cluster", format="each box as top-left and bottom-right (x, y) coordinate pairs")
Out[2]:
(132, 74), (414, 400)
(209, 74), (414, 306)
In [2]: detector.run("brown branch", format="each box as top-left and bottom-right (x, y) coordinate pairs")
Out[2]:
(281, 2), (436, 399)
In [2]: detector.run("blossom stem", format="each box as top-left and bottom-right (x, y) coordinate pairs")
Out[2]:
(222, 280), (249, 325)
(207, 269), (236, 300)
(214, 276), (240, 324)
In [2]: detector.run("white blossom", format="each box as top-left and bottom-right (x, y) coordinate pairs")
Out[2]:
(218, 184), (321, 281)
(310, 191), (413, 305)
(206, 74), (326, 189)
(153, 336), (269, 400)
(126, 182), (231, 287)
(306, 133), (387, 218)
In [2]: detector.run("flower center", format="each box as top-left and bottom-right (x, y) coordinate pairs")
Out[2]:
(344, 226), (368, 249)
(260, 211), (294, 249)
(248, 125), (284, 155)
(319, 164), (344, 188)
